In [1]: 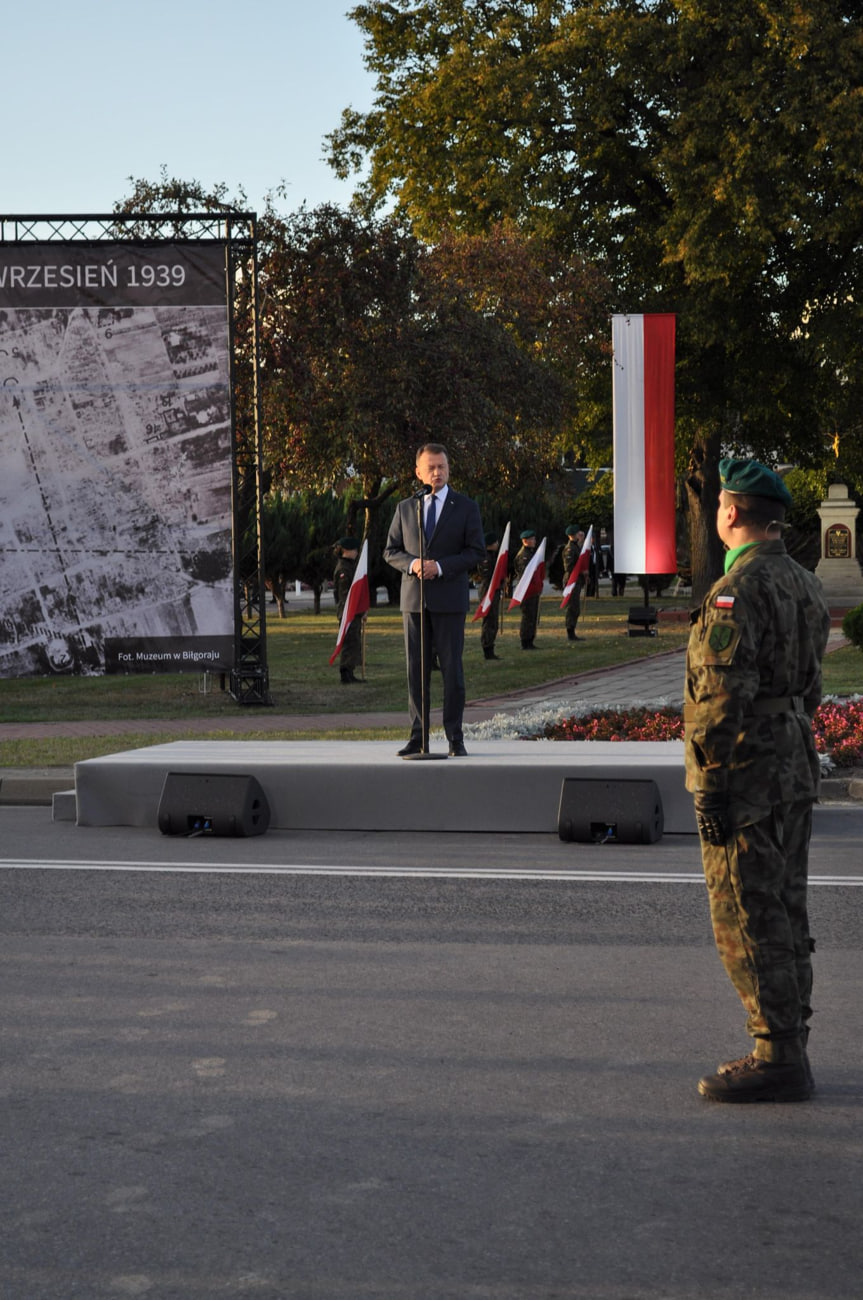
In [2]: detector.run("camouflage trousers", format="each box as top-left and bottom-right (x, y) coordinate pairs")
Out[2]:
(338, 617), (362, 671)
(700, 799), (815, 1055)
(480, 594), (499, 651)
(519, 595), (539, 644)
(565, 588), (582, 634)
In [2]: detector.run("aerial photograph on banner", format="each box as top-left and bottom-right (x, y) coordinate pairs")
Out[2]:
(0, 241), (235, 678)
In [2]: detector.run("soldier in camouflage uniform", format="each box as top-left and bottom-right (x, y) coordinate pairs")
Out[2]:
(514, 529), (540, 649)
(333, 537), (363, 684)
(476, 532), (502, 659)
(684, 458), (830, 1103)
(561, 525), (585, 641)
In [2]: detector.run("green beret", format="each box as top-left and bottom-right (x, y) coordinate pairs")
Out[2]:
(520, 529), (536, 540)
(565, 523), (581, 536)
(338, 536), (360, 550)
(719, 458), (792, 508)
(484, 532), (498, 546)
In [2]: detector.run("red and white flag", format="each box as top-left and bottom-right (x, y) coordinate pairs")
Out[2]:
(472, 521), (511, 622)
(560, 525), (593, 608)
(612, 313), (676, 574)
(329, 539), (370, 665)
(508, 537), (546, 610)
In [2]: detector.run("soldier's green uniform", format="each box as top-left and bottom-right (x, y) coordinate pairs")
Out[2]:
(685, 459), (830, 1101)
(514, 530), (539, 649)
(476, 533), (501, 659)
(561, 526), (585, 640)
(333, 538), (363, 683)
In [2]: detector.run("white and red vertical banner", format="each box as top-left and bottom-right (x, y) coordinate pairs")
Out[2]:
(472, 521), (511, 622)
(508, 537), (546, 610)
(329, 540), (370, 665)
(612, 313), (677, 575)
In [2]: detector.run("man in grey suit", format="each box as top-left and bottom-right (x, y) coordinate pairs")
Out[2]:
(384, 443), (485, 756)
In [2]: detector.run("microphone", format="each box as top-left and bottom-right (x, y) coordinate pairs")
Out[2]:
(412, 483), (433, 499)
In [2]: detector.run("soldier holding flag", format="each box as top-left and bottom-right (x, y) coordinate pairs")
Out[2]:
(330, 537), (369, 683)
(510, 530), (545, 650)
(560, 524), (591, 641)
(473, 526), (510, 660)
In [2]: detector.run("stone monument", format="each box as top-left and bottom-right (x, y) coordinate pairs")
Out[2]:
(814, 482), (863, 603)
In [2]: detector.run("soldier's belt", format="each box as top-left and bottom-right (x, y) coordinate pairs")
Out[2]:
(748, 695), (805, 715)
(684, 695), (805, 724)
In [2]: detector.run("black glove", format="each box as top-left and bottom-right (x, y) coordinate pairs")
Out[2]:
(694, 790), (729, 846)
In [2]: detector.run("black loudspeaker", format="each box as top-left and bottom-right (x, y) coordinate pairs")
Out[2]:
(558, 777), (664, 844)
(627, 605), (658, 637)
(158, 772), (271, 837)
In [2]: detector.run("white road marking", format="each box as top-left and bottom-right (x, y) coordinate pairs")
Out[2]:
(1, 858), (861, 885)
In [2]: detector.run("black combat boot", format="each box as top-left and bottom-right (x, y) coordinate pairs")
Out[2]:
(340, 667), (358, 684)
(483, 646), (500, 660)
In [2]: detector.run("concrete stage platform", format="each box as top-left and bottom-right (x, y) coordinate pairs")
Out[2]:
(69, 739), (697, 835)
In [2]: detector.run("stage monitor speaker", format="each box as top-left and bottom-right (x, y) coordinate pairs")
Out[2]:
(158, 772), (271, 837)
(627, 605), (658, 637)
(558, 777), (663, 844)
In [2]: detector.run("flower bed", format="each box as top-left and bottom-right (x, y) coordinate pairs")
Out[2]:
(812, 697), (863, 767)
(542, 697), (863, 768)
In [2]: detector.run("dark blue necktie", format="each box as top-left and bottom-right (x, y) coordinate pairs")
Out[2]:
(425, 494), (436, 541)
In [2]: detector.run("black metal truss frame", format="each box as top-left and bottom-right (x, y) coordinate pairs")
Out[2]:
(0, 212), (271, 705)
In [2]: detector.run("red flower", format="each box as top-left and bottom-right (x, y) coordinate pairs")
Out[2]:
(543, 699), (863, 767)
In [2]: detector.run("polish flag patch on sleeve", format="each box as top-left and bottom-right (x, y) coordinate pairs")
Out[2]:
(714, 594), (735, 609)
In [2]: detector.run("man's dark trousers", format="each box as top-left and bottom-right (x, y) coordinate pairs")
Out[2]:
(403, 610), (466, 744)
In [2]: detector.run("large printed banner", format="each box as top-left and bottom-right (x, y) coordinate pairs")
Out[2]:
(0, 242), (234, 677)
(612, 313), (677, 576)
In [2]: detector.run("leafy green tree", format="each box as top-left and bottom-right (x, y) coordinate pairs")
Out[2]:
(115, 178), (607, 554)
(329, 1), (863, 597)
(260, 203), (587, 503)
(260, 494), (306, 617)
(261, 491), (350, 615)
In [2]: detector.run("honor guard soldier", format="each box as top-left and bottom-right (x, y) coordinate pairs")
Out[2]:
(476, 532), (502, 659)
(513, 529), (540, 649)
(333, 536), (363, 684)
(685, 458), (830, 1103)
(561, 525), (586, 641)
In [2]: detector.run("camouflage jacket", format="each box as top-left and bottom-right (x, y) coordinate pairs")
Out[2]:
(684, 540), (830, 823)
(333, 555), (357, 619)
(562, 540), (586, 589)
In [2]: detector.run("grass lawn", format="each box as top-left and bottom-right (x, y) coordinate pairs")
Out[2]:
(1, 592), (860, 768)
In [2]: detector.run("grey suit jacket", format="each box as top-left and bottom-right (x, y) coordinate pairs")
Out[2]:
(384, 489), (485, 614)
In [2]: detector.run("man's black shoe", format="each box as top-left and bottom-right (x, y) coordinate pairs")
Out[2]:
(698, 1056), (812, 1103)
(448, 740), (468, 757)
(398, 739), (423, 756)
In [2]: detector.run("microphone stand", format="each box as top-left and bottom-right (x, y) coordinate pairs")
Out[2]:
(403, 488), (447, 761)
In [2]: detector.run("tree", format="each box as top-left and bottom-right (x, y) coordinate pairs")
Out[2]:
(328, 1), (863, 597)
(261, 490), (350, 615)
(114, 178), (593, 568)
(260, 203), (581, 503)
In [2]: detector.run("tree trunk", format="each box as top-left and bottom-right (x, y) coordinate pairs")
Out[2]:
(685, 429), (725, 604)
(270, 577), (288, 618)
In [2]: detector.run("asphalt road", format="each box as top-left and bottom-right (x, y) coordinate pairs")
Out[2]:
(2, 806), (862, 1300)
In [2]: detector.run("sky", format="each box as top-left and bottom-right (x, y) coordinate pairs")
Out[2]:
(3, 0), (377, 219)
